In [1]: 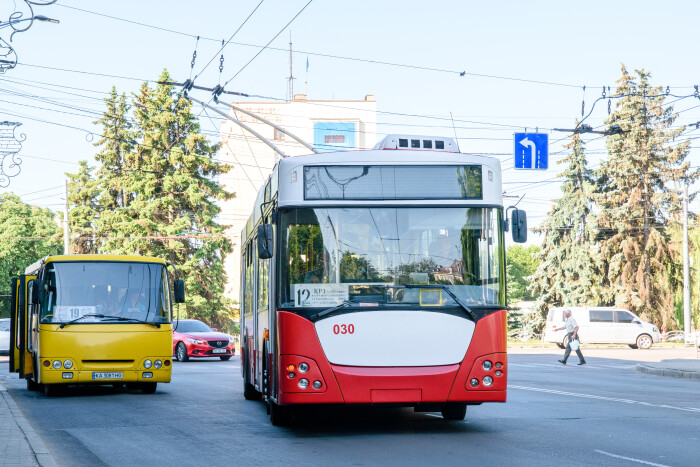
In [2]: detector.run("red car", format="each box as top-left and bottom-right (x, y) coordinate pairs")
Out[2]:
(173, 319), (236, 362)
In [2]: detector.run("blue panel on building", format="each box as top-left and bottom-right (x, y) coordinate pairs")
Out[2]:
(314, 122), (356, 152)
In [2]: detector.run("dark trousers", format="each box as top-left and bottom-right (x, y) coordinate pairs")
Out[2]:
(563, 333), (585, 363)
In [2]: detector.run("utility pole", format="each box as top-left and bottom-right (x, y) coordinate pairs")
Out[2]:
(63, 179), (70, 255)
(287, 33), (294, 101)
(683, 184), (691, 342)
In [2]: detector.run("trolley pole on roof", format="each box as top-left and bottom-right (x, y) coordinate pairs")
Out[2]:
(63, 179), (70, 254)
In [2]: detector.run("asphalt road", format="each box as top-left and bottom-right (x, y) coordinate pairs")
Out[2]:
(2, 348), (699, 466)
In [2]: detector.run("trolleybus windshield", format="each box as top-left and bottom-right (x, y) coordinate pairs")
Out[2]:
(39, 262), (172, 324)
(279, 207), (504, 310)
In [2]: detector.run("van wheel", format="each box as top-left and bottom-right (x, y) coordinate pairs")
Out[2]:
(636, 334), (653, 350)
(628, 344), (638, 349)
(556, 343), (565, 349)
(441, 403), (467, 420)
(562, 335), (570, 348)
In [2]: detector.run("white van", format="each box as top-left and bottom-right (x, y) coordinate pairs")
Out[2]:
(543, 307), (661, 349)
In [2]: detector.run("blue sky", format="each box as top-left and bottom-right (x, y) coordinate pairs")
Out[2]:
(1, 0), (699, 235)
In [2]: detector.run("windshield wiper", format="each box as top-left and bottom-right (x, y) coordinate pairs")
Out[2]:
(59, 314), (106, 328)
(308, 300), (353, 321)
(100, 316), (161, 328)
(404, 284), (477, 321)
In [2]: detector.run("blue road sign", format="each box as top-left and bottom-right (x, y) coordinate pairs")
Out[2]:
(514, 133), (548, 170)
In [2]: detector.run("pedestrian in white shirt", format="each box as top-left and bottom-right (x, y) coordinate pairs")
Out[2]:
(555, 309), (586, 365)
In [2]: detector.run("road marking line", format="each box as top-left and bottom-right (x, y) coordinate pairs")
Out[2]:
(595, 449), (669, 467)
(510, 385), (700, 413)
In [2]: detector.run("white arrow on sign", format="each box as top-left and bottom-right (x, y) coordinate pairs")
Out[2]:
(519, 137), (537, 168)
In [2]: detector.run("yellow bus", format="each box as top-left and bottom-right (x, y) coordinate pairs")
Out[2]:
(9, 254), (185, 396)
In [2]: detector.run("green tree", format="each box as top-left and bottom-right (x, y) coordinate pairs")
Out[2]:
(594, 66), (698, 329)
(528, 131), (599, 331)
(0, 193), (61, 317)
(66, 160), (100, 254)
(506, 245), (540, 303)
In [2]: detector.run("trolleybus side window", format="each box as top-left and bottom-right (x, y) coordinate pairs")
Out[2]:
(257, 247), (269, 312)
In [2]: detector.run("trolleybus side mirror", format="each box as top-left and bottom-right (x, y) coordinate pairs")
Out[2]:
(511, 209), (527, 243)
(174, 279), (186, 303)
(257, 224), (274, 259)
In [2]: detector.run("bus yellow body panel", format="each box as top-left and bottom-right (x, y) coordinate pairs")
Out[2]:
(37, 324), (173, 385)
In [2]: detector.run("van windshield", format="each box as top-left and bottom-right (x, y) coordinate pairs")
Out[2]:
(40, 262), (171, 324)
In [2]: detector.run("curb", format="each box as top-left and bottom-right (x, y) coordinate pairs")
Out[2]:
(0, 383), (57, 467)
(636, 364), (700, 381)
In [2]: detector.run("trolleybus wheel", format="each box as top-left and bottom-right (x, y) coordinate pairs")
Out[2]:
(441, 403), (467, 420)
(176, 342), (189, 362)
(269, 401), (293, 426)
(243, 348), (260, 401)
(141, 382), (157, 394)
(219, 356), (232, 361)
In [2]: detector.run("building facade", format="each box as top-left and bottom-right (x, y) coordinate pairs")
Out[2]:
(219, 94), (377, 305)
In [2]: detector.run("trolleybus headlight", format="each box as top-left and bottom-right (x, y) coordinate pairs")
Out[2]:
(482, 360), (493, 371)
(469, 378), (479, 387)
(52, 360), (61, 369)
(143, 372), (153, 378)
(62, 372), (73, 379)
(144, 359), (152, 369)
(495, 362), (502, 369)
(63, 360), (73, 369)
(312, 380), (322, 389)
(483, 376), (493, 387)
(298, 362), (309, 373)
(298, 378), (309, 389)
(496, 370), (502, 376)
(154, 360), (163, 369)
(288, 372), (296, 379)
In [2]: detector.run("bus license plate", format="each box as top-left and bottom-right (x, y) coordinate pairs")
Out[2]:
(92, 372), (123, 380)
(212, 349), (227, 354)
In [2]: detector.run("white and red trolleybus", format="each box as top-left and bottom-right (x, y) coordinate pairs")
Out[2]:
(240, 134), (527, 425)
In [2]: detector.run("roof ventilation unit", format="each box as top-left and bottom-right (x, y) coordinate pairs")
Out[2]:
(373, 135), (459, 152)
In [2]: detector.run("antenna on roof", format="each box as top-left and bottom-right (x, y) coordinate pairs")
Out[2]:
(449, 112), (461, 153)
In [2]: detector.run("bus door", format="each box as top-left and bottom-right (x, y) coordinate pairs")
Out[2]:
(11, 275), (36, 378)
(9, 278), (19, 374)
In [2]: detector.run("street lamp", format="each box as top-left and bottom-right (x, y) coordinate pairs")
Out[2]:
(0, 15), (60, 30)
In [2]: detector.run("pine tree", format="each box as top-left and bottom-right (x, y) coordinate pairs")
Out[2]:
(528, 131), (599, 331)
(66, 160), (100, 254)
(594, 66), (699, 329)
(101, 70), (234, 329)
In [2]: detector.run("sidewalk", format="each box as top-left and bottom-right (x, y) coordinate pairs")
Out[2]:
(0, 381), (55, 467)
(636, 359), (700, 381)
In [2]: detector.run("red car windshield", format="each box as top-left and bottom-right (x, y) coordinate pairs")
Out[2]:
(176, 321), (213, 333)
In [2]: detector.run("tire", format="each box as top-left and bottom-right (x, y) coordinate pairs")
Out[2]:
(441, 403), (467, 421)
(269, 401), (293, 426)
(43, 383), (61, 397)
(26, 378), (41, 392)
(176, 342), (189, 362)
(126, 382), (139, 390)
(628, 344), (638, 349)
(219, 356), (232, 361)
(562, 335), (570, 348)
(243, 349), (260, 401)
(636, 334), (653, 350)
(112, 383), (125, 390)
(141, 382), (157, 394)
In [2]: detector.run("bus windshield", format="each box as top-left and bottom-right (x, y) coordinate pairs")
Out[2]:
(40, 262), (172, 324)
(278, 207), (504, 309)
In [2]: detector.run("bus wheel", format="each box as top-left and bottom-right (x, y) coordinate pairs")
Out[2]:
(176, 342), (189, 362)
(219, 356), (232, 361)
(270, 401), (293, 426)
(141, 383), (157, 394)
(43, 384), (61, 397)
(441, 404), (467, 421)
(26, 378), (41, 392)
(243, 350), (260, 401)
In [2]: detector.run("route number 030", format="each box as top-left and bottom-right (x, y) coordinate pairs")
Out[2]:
(333, 324), (354, 335)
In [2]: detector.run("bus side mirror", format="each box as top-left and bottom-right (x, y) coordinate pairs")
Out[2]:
(511, 209), (527, 243)
(174, 279), (186, 303)
(257, 224), (274, 259)
(28, 280), (39, 305)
